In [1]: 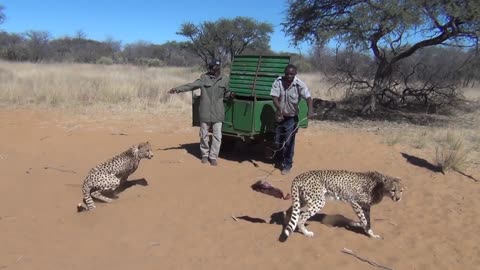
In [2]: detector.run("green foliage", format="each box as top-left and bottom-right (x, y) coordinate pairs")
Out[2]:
(177, 16), (274, 64)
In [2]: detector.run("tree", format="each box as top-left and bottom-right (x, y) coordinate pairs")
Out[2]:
(0, 31), (29, 61)
(74, 30), (87, 40)
(150, 41), (203, 66)
(177, 16), (274, 65)
(123, 41), (155, 63)
(48, 37), (114, 63)
(24, 30), (50, 62)
(283, 0), (480, 114)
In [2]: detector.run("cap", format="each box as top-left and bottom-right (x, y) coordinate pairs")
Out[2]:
(208, 59), (221, 68)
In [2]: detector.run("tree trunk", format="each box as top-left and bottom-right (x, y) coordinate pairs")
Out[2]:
(361, 93), (377, 115)
(361, 59), (392, 115)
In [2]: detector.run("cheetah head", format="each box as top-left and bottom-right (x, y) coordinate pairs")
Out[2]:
(131, 141), (154, 159)
(384, 177), (404, 202)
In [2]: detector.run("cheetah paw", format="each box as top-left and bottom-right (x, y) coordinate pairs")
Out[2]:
(367, 230), (383, 239)
(349, 221), (363, 228)
(303, 231), (315, 238)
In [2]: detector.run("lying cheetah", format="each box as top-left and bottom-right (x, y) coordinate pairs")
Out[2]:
(77, 141), (154, 212)
(252, 170), (404, 241)
(283, 170), (403, 240)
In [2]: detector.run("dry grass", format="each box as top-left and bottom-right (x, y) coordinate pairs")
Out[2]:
(435, 132), (473, 172)
(0, 61), (202, 113)
(383, 130), (403, 146)
(411, 130), (428, 149)
(0, 61), (343, 117)
(300, 73), (344, 101)
(1, 61), (479, 175)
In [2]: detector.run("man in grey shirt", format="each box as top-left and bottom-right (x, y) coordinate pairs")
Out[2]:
(169, 59), (234, 166)
(270, 64), (314, 175)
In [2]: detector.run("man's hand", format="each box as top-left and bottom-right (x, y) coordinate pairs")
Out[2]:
(275, 110), (284, 122)
(229, 92), (236, 99)
(307, 111), (316, 120)
(168, 88), (178, 94)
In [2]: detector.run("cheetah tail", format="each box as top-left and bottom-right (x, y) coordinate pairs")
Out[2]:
(251, 180), (291, 200)
(281, 183), (300, 242)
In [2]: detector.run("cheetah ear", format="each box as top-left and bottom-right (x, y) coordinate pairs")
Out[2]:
(130, 144), (139, 153)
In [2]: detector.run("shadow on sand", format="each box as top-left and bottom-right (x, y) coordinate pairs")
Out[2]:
(233, 210), (368, 242)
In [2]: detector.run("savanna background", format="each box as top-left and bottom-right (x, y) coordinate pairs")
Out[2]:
(1, 1), (479, 270)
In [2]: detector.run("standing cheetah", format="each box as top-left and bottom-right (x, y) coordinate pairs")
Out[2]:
(252, 170), (404, 241)
(77, 141), (154, 212)
(282, 170), (404, 241)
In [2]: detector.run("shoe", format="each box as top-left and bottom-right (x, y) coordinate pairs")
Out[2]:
(274, 162), (282, 169)
(281, 168), (291, 175)
(201, 157), (209, 164)
(210, 159), (218, 166)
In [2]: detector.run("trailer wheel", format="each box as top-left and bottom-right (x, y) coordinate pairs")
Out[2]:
(221, 135), (237, 152)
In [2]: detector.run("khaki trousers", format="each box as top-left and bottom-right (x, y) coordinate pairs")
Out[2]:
(199, 122), (222, 160)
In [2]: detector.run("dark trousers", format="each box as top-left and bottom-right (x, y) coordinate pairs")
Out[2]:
(274, 115), (298, 170)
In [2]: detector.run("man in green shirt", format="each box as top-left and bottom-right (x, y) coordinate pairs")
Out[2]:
(169, 59), (234, 166)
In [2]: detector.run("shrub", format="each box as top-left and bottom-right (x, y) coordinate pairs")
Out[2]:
(96, 56), (114, 65)
(136, 57), (164, 67)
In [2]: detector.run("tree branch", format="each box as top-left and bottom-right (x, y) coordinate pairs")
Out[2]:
(391, 18), (460, 63)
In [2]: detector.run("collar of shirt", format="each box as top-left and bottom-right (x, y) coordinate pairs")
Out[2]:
(281, 76), (301, 90)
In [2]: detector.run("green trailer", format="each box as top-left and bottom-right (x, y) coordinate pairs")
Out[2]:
(192, 55), (309, 146)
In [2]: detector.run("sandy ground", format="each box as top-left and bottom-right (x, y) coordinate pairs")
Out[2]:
(1, 108), (479, 270)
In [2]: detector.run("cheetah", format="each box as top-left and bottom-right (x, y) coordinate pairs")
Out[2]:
(252, 170), (404, 241)
(282, 170), (404, 241)
(76, 141), (154, 212)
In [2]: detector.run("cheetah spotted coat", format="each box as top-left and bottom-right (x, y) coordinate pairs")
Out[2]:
(77, 141), (154, 212)
(281, 170), (404, 241)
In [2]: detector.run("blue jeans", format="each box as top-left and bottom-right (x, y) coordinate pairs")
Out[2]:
(274, 115), (298, 170)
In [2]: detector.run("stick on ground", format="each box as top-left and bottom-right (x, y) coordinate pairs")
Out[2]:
(341, 248), (394, 270)
(44, 166), (77, 174)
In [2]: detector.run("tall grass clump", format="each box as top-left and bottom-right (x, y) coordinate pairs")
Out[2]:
(434, 133), (471, 172)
